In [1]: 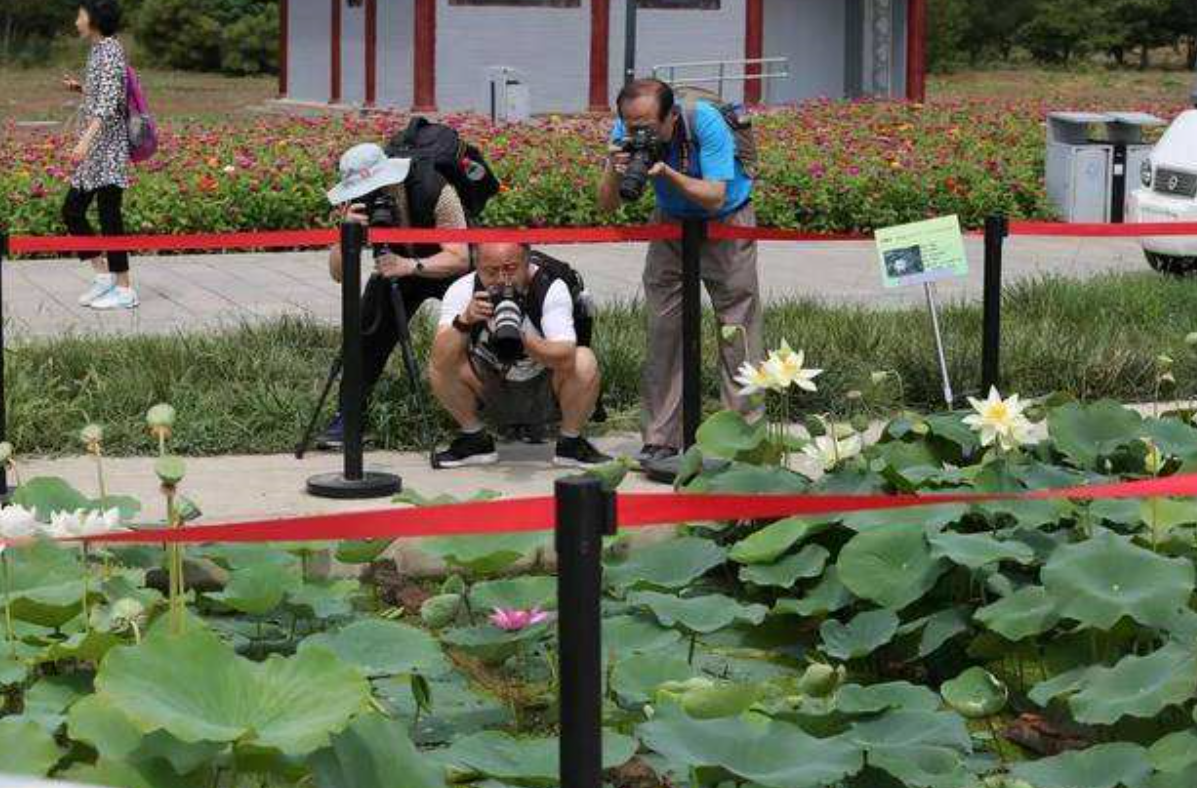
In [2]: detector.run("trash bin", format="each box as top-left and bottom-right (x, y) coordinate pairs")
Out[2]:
(1046, 111), (1165, 223)
(488, 67), (531, 124)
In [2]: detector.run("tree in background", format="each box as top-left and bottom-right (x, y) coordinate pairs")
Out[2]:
(134, 0), (277, 75)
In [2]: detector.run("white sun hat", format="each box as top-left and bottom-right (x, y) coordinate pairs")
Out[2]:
(326, 142), (412, 205)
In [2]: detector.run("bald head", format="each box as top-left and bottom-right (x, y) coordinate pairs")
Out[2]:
(475, 243), (531, 289)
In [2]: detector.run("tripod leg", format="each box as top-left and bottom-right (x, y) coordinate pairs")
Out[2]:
(388, 282), (442, 468)
(295, 355), (343, 459)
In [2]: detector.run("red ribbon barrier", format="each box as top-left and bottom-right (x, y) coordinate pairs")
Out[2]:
(1009, 221), (1197, 238)
(8, 229), (339, 255)
(62, 471), (1197, 547)
(707, 225), (873, 242)
(369, 225), (683, 245)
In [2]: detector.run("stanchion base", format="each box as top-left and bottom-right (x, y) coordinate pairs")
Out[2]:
(306, 471), (402, 500)
(641, 455), (729, 486)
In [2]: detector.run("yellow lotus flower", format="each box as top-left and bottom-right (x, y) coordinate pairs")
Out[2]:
(963, 387), (1034, 451)
(734, 360), (780, 397)
(766, 341), (822, 392)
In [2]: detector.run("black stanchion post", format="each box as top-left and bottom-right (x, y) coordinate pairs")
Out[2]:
(307, 223), (401, 499)
(556, 475), (616, 788)
(0, 232), (8, 498)
(981, 215), (1008, 394)
(681, 218), (706, 449)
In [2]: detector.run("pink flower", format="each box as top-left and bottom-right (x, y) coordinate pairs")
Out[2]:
(488, 607), (551, 632)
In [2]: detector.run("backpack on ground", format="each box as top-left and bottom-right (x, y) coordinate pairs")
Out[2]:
(385, 117), (501, 221)
(673, 85), (758, 179)
(124, 66), (158, 163)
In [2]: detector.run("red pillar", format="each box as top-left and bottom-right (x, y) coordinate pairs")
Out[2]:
(330, 0), (342, 104)
(906, 0), (927, 102)
(279, 0), (289, 96)
(413, 0), (437, 111)
(365, 0), (377, 105)
(588, 0), (611, 112)
(744, 0), (764, 105)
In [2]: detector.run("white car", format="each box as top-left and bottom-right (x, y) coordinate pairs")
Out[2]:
(1129, 108), (1197, 275)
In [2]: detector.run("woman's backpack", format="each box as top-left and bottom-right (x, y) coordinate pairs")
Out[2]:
(125, 66), (158, 163)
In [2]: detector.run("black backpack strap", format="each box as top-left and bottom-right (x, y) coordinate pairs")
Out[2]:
(402, 160), (449, 259)
(525, 252), (591, 346)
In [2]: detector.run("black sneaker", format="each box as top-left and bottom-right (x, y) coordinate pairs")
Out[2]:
(554, 436), (612, 468)
(635, 444), (678, 464)
(315, 413), (345, 450)
(434, 432), (499, 469)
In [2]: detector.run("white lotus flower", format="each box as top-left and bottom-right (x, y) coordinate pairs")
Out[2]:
(766, 341), (822, 392)
(46, 510), (87, 540)
(0, 504), (39, 540)
(734, 360), (780, 397)
(802, 433), (864, 471)
(80, 508), (124, 537)
(963, 387), (1035, 452)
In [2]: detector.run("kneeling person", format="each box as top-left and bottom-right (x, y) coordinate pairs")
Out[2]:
(430, 243), (610, 468)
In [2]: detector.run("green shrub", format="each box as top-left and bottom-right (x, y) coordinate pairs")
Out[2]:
(132, 0), (276, 75)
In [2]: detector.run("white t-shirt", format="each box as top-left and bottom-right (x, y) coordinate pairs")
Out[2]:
(438, 268), (576, 343)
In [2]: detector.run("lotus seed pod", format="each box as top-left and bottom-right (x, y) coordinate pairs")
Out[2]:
(147, 403), (177, 430)
(440, 574), (466, 595)
(0, 442), (14, 464)
(155, 456), (186, 486)
(420, 593), (462, 629)
(80, 423), (104, 446)
(798, 663), (840, 697)
(111, 597), (145, 623)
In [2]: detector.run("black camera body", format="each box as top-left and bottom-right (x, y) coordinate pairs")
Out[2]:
(361, 188), (400, 257)
(619, 126), (665, 202)
(487, 285), (525, 364)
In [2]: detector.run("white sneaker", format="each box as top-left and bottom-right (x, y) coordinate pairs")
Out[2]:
(89, 286), (139, 311)
(78, 274), (116, 306)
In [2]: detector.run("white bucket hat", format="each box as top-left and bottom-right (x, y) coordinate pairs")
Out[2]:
(326, 142), (411, 205)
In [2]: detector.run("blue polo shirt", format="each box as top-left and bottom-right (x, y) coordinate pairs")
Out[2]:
(610, 101), (753, 220)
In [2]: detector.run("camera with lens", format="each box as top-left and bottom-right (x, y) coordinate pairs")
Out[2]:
(360, 188), (399, 256)
(487, 285), (525, 364)
(619, 126), (665, 202)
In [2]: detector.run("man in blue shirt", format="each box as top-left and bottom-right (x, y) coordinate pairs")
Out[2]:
(598, 79), (763, 463)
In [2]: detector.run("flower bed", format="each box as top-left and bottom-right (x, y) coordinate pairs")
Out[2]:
(2, 96), (1185, 239)
(3, 362), (1197, 786)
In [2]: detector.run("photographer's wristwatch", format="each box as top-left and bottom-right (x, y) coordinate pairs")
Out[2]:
(413, 259), (426, 275)
(452, 315), (472, 334)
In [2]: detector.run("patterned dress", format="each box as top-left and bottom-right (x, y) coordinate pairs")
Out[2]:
(71, 37), (130, 191)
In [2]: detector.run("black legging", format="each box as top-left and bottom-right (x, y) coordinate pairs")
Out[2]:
(61, 186), (130, 273)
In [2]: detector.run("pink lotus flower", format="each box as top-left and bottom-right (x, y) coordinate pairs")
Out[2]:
(488, 607), (551, 632)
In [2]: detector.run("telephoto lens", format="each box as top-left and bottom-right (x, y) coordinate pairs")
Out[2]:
(488, 286), (525, 363)
(619, 126), (661, 202)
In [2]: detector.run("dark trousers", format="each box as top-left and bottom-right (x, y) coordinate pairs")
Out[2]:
(340, 274), (453, 410)
(61, 186), (130, 273)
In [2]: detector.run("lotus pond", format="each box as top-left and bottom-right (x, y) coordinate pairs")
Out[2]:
(3, 392), (1197, 788)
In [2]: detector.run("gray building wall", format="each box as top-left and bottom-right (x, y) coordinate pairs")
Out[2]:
(377, 0), (415, 108)
(435, 0), (591, 113)
(288, 0), (330, 103)
(341, 1), (367, 104)
(608, 0), (747, 107)
(762, 0), (845, 104)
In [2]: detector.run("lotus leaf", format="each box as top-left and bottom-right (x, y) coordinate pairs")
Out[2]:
(469, 576), (558, 611)
(928, 532), (1035, 569)
(628, 591), (767, 634)
(440, 730), (637, 785)
(418, 533), (548, 574)
(774, 566), (855, 617)
(606, 536), (727, 590)
(836, 682), (942, 715)
(820, 609), (900, 660)
(900, 606), (972, 657)
(975, 585), (1061, 641)
(301, 619), (450, 678)
(68, 694), (223, 774)
(1048, 401), (1143, 470)
(207, 561), (300, 616)
(841, 504), (967, 534)
(739, 545), (829, 588)
(440, 621), (550, 664)
(95, 625), (370, 755)
(1148, 729), (1197, 774)
(940, 667), (1008, 718)
(310, 713), (447, 788)
(287, 579), (359, 619)
(611, 652), (693, 705)
(62, 758), (207, 788)
(1069, 643), (1197, 725)
(1042, 528), (1194, 630)
(1029, 666), (1093, 707)
(334, 539), (391, 565)
(13, 476), (139, 522)
(374, 673), (513, 746)
(0, 716), (63, 776)
(5, 538), (88, 627)
(696, 408), (767, 459)
(601, 614), (682, 656)
(637, 705), (864, 788)
(728, 517), (830, 565)
(0, 654), (28, 687)
(686, 462), (809, 494)
(837, 528), (947, 610)
(1010, 742), (1152, 788)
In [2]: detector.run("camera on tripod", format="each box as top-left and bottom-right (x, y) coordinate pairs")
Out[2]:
(619, 126), (665, 202)
(360, 188), (400, 256)
(487, 284), (525, 364)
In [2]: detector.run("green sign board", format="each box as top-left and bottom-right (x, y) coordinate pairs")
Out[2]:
(874, 215), (970, 289)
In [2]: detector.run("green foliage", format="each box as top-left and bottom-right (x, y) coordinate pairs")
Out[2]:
(133, 0), (277, 75)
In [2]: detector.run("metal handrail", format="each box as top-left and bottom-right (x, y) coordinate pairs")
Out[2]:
(652, 57), (790, 100)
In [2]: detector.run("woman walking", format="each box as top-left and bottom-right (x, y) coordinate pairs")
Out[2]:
(62, 0), (138, 310)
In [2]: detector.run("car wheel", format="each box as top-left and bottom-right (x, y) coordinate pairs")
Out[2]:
(1146, 251), (1197, 276)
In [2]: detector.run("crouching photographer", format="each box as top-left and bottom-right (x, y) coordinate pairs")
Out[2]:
(429, 243), (610, 468)
(317, 141), (471, 449)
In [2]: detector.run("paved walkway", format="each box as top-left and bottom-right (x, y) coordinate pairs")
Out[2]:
(3, 236), (1150, 339)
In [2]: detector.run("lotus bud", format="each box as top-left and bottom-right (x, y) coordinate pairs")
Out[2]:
(1143, 440), (1166, 475)
(1186, 332), (1197, 348)
(155, 456), (186, 486)
(0, 442), (14, 465)
(845, 389), (863, 401)
(798, 662), (842, 697)
(870, 371), (889, 386)
(110, 597), (145, 625)
(147, 403), (177, 434)
(80, 423), (104, 449)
